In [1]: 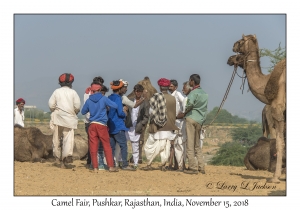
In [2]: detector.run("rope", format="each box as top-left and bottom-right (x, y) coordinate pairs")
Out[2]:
(203, 65), (238, 129)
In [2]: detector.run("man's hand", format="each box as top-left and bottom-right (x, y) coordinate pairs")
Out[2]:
(176, 112), (185, 119)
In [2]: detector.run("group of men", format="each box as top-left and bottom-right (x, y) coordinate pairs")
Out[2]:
(16, 72), (208, 175)
(142, 74), (208, 174)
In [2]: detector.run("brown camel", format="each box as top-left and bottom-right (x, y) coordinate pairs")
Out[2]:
(126, 76), (158, 163)
(227, 34), (286, 183)
(227, 56), (277, 139)
(14, 125), (88, 163)
(127, 76), (158, 100)
(244, 137), (286, 173)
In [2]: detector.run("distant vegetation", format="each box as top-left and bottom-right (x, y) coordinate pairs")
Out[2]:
(23, 108), (85, 121)
(209, 124), (262, 167)
(205, 107), (254, 125)
(23, 106), (255, 124)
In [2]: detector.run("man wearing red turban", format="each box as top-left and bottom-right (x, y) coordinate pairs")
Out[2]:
(83, 76), (107, 170)
(142, 78), (179, 171)
(14, 98), (25, 127)
(48, 73), (81, 169)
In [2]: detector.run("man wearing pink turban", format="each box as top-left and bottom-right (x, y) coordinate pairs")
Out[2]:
(142, 78), (179, 171)
(14, 98), (25, 127)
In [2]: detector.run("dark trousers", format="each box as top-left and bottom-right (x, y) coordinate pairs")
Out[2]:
(110, 130), (129, 167)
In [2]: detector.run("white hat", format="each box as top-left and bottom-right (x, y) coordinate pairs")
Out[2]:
(119, 79), (129, 87)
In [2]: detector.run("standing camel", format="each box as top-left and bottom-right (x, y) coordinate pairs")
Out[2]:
(227, 34), (286, 183)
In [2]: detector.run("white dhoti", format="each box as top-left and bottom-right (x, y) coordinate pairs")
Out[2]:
(174, 134), (185, 168)
(144, 131), (176, 165)
(52, 125), (74, 160)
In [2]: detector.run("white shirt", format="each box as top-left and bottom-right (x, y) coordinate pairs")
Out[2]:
(125, 100), (141, 142)
(122, 95), (135, 108)
(172, 90), (185, 130)
(14, 107), (24, 127)
(48, 86), (81, 129)
(83, 92), (90, 123)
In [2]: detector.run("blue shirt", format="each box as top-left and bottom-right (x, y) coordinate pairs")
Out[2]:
(81, 93), (117, 125)
(107, 93), (129, 134)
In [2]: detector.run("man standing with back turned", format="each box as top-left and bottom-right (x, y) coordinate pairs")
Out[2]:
(48, 73), (81, 168)
(177, 74), (208, 174)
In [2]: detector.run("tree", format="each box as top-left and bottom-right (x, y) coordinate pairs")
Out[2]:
(260, 43), (286, 73)
(205, 107), (249, 124)
(209, 142), (249, 166)
(230, 124), (262, 146)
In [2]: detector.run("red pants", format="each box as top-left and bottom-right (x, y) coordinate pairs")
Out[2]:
(88, 123), (113, 169)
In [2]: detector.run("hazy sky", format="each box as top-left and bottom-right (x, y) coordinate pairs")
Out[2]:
(14, 14), (286, 120)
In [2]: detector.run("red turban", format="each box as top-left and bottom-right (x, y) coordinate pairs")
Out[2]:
(16, 98), (25, 104)
(90, 84), (102, 91)
(157, 78), (170, 87)
(59, 73), (74, 83)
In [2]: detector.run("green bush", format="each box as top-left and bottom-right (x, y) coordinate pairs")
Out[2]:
(209, 142), (249, 166)
(230, 124), (262, 147)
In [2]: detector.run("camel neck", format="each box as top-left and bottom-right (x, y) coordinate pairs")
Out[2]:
(244, 50), (271, 104)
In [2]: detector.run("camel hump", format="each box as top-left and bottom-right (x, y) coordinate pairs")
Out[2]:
(264, 59), (286, 101)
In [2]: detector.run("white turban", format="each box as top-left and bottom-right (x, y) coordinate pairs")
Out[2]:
(119, 79), (129, 87)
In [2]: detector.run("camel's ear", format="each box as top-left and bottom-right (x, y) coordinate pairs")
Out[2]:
(242, 34), (245, 38)
(253, 34), (256, 39)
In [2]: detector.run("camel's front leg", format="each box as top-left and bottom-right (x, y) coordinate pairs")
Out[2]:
(267, 119), (285, 183)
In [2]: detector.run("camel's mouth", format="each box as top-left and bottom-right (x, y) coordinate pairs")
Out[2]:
(227, 54), (245, 68)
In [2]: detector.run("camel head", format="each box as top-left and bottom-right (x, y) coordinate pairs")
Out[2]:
(232, 34), (257, 54)
(227, 54), (245, 68)
(127, 76), (158, 100)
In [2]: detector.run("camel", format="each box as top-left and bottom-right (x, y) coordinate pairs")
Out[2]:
(127, 76), (158, 100)
(227, 34), (286, 183)
(244, 137), (286, 173)
(14, 125), (88, 163)
(126, 76), (158, 163)
(227, 56), (278, 139)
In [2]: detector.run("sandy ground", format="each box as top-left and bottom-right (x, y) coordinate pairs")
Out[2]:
(14, 159), (286, 196)
(15, 123), (286, 196)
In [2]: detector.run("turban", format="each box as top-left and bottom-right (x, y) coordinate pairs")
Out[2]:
(119, 79), (128, 87)
(157, 78), (170, 87)
(59, 73), (74, 83)
(90, 84), (102, 92)
(16, 98), (25, 104)
(110, 80), (124, 90)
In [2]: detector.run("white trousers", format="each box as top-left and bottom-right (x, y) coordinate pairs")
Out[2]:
(52, 125), (74, 160)
(144, 134), (170, 165)
(131, 141), (139, 165)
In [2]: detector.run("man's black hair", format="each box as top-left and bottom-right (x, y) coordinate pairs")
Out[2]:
(133, 84), (144, 92)
(170, 79), (178, 87)
(189, 74), (201, 85)
(101, 85), (108, 92)
(93, 76), (104, 84)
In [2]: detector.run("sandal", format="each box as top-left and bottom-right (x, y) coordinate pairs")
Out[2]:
(108, 167), (119, 172)
(141, 165), (153, 171)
